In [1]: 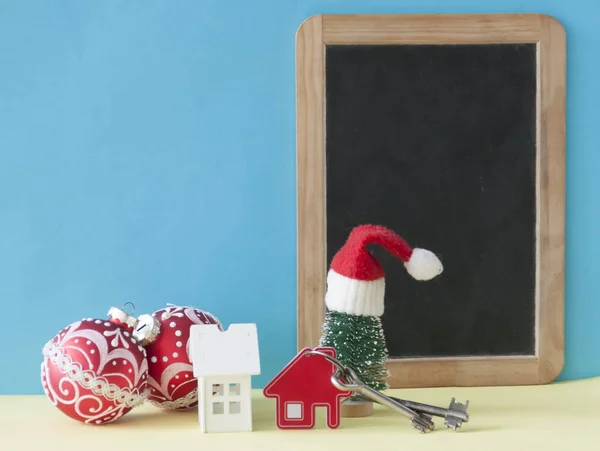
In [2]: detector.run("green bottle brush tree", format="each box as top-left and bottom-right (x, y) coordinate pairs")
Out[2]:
(319, 309), (390, 393)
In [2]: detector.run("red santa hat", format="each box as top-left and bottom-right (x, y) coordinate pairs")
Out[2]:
(325, 224), (443, 317)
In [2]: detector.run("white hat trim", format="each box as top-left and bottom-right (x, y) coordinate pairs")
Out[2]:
(325, 270), (385, 317)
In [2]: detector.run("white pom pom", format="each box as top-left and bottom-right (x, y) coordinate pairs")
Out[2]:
(404, 248), (443, 281)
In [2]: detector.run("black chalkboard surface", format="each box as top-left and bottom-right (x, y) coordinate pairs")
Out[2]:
(296, 14), (566, 388)
(326, 43), (537, 359)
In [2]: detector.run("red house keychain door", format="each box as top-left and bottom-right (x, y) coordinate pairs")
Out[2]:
(263, 347), (352, 429)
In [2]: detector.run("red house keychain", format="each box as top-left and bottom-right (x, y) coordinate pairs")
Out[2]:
(263, 347), (352, 429)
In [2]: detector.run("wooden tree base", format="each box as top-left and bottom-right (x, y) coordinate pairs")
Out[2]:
(340, 398), (374, 418)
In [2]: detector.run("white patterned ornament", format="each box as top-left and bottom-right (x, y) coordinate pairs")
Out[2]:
(41, 304), (149, 425)
(134, 304), (223, 411)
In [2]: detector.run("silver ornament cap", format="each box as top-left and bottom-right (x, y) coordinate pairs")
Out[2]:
(133, 314), (161, 346)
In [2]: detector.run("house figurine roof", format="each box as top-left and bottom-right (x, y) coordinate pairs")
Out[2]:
(263, 347), (344, 398)
(189, 323), (261, 377)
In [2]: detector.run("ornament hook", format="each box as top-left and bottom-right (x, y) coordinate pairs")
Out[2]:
(121, 302), (136, 315)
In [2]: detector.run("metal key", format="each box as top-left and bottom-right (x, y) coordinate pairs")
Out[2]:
(331, 367), (435, 432)
(388, 396), (470, 430)
(333, 367), (435, 432)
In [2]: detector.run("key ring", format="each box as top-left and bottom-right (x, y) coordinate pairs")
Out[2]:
(304, 349), (346, 372)
(304, 349), (367, 392)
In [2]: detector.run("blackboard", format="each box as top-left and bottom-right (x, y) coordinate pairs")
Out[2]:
(296, 14), (566, 387)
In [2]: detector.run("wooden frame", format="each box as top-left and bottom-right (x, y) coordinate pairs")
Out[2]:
(296, 14), (566, 387)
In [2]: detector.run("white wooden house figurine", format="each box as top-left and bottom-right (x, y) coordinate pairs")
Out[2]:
(189, 323), (261, 433)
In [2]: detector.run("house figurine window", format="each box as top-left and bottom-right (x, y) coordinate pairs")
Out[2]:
(285, 402), (303, 420)
(211, 383), (243, 416)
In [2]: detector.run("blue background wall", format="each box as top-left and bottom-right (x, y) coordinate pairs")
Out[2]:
(0, 0), (598, 395)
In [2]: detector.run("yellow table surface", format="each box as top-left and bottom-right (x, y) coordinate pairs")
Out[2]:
(2, 377), (600, 450)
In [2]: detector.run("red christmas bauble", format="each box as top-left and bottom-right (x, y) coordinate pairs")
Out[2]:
(41, 306), (149, 425)
(137, 304), (222, 410)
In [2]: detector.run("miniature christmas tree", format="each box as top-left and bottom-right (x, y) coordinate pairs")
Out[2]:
(320, 309), (389, 391)
(319, 224), (443, 396)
